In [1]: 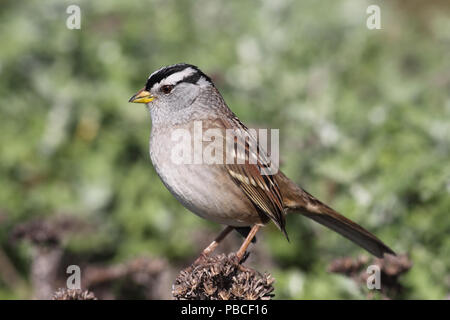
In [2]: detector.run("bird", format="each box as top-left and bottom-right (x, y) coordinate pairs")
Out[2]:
(129, 63), (395, 263)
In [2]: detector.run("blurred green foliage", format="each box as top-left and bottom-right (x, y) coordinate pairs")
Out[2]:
(0, 0), (449, 299)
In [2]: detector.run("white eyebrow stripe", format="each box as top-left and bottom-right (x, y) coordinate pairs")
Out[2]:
(161, 67), (196, 85)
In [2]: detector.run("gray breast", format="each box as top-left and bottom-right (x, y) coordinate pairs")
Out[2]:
(148, 126), (261, 227)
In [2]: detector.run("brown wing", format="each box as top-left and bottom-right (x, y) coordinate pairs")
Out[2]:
(220, 117), (288, 239)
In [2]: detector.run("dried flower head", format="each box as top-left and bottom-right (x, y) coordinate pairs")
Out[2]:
(52, 288), (97, 300)
(10, 216), (88, 247)
(328, 253), (412, 299)
(172, 253), (274, 300)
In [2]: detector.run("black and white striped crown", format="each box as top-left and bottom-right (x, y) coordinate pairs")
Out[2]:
(145, 63), (213, 91)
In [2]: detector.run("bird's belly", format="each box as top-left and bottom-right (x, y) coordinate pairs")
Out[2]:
(150, 148), (261, 227)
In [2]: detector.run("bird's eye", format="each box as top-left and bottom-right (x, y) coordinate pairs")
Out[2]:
(160, 85), (174, 94)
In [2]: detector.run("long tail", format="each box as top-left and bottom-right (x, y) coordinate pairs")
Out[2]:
(277, 173), (395, 258)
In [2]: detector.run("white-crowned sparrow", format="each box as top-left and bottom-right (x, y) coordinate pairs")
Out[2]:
(129, 63), (395, 262)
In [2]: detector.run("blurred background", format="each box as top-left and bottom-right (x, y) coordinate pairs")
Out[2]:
(0, 0), (449, 299)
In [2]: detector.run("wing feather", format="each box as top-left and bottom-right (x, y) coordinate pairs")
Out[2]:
(220, 117), (288, 239)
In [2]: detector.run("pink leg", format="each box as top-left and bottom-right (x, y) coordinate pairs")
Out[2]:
(194, 226), (233, 264)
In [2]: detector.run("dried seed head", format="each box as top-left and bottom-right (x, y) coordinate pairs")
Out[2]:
(52, 288), (97, 300)
(172, 253), (274, 300)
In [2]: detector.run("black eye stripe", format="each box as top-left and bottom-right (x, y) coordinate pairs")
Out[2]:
(145, 64), (189, 90)
(176, 73), (201, 85)
(145, 63), (212, 91)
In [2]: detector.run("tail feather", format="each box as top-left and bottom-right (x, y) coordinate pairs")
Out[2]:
(301, 207), (395, 258)
(276, 172), (395, 258)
